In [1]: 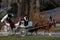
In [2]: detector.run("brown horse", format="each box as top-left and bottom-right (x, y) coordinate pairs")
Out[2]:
(34, 19), (56, 36)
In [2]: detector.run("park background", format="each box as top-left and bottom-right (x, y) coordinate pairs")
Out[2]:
(0, 0), (60, 40)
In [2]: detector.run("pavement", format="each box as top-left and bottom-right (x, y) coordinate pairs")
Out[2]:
(0, 32), (60, 37)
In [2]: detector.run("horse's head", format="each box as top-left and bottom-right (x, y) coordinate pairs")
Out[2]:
(1, 14), (8, 22)
(1, 14), (14, 23)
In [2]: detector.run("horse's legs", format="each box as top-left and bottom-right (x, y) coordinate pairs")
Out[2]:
(34, 30), (37, 36)
(48, 29), (52, 36)
(45, 26), (52, 36)
(42, 29), (46, 36)
(10, 28), (14, 35)
(54, 24), (56, 32)
(11, 28), (16, 35)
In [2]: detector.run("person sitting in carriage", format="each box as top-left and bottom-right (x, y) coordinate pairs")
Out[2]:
(28, 20), (33, 28)
(23, 15), (28, 26)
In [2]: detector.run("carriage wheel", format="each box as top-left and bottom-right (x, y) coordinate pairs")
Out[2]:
(19, 29), (26, 37)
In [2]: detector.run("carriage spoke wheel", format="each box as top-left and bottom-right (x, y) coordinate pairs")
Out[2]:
(19, 29), (26, 37)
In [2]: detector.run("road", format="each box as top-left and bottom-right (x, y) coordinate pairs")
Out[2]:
(56, 24), (60, 26)
(35, 32), (60, 37)
(8, 32), (60, 37)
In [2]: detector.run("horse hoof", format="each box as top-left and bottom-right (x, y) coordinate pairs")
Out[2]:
(49, 33), (51, 36)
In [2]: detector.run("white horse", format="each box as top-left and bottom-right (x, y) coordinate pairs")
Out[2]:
(0, 14), (20, 36)
(0, 21), (11, 36)
(0, 14), (11, 36)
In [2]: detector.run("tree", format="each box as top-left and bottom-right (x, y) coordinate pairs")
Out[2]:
(40, 1), (56, 11)
(0, 0), (2, 8)
(7, 2), (18, 18)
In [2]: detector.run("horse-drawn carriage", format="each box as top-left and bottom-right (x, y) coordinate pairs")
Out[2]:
(0, 13), (56, 36)
(0, 14), (33, 36)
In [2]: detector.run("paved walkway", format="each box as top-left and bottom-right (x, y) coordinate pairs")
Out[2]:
(0, 32), (60, 37)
